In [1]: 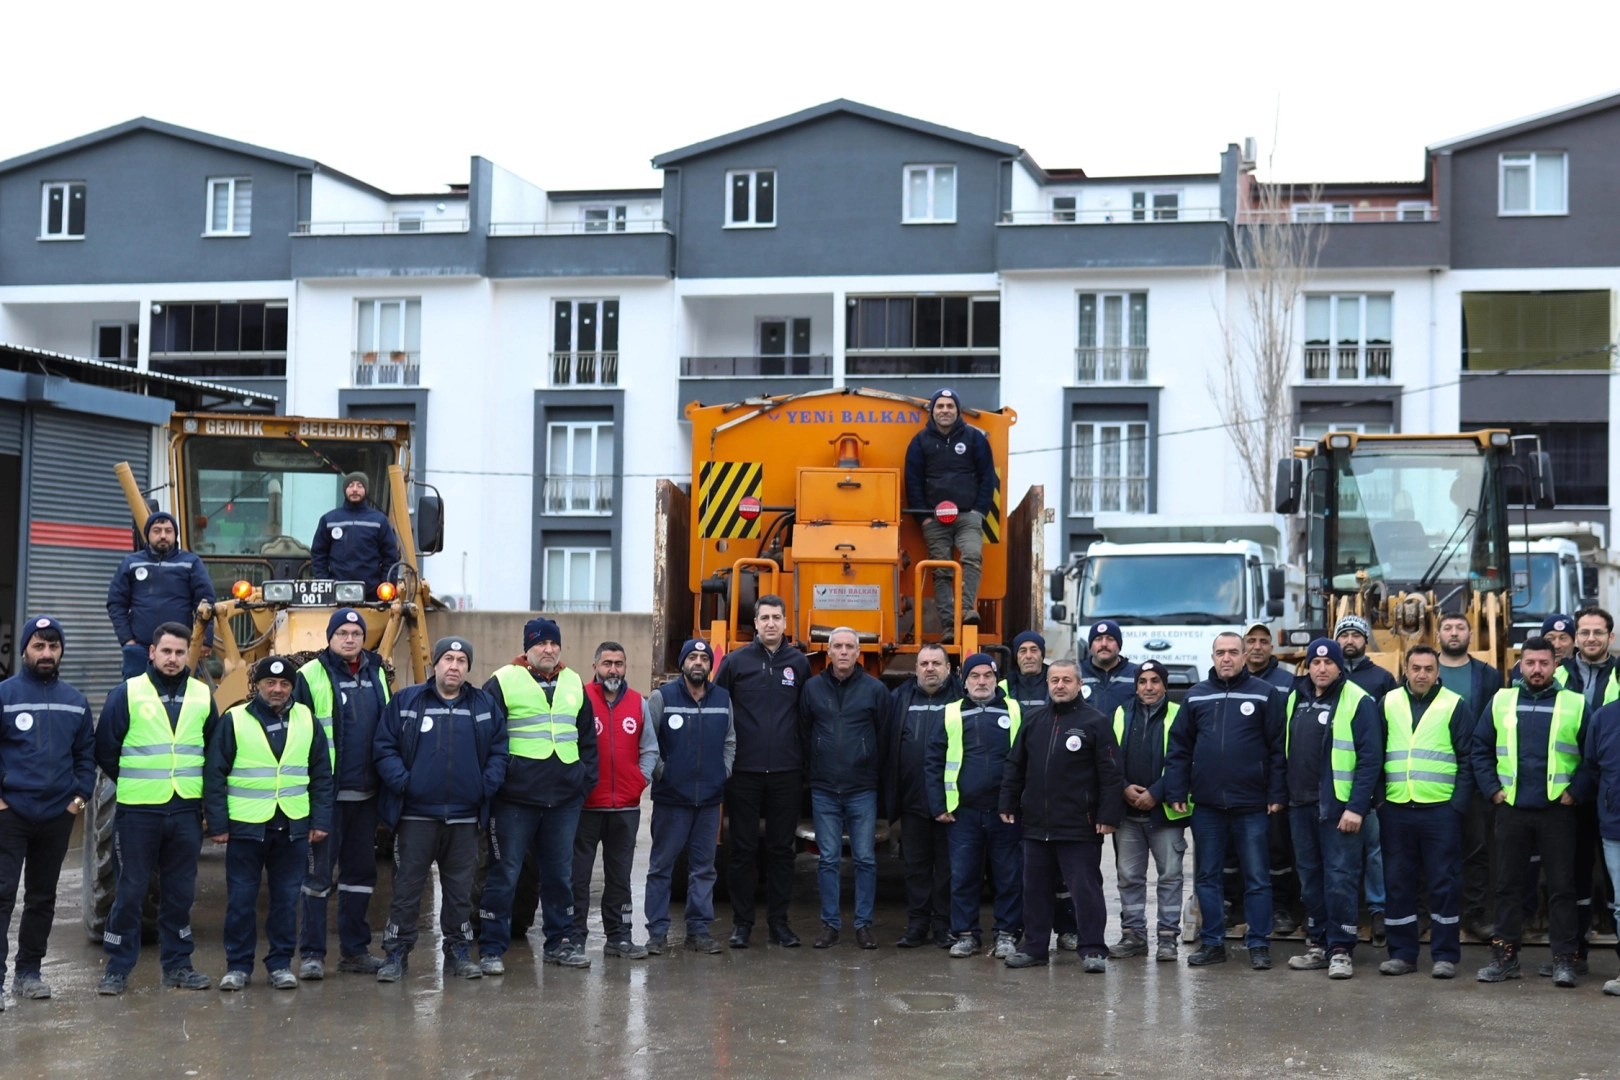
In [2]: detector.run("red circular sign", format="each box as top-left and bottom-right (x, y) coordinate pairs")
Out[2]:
(935, 501), (959, 524)
(738, 496), (762, 520)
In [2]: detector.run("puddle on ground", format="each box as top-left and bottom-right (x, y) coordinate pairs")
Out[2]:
(896, 993), (959, 1012)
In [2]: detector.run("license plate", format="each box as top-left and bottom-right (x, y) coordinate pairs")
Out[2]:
(291, 580), (336, 606)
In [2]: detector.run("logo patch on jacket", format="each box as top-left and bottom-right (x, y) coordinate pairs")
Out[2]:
(1065, 733), (1083, 752)
(622, 716), (638, 734)
(15, 712), (33, 732)
(331, 526), (344, 539)
(135, 567), (149, 581)
(954, 442), (966, 455)
(1240, 701), (1255, 715)
(783, 668), (795, 685)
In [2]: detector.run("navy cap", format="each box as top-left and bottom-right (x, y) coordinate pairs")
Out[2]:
(961, 652), (997, 679)
(1136, 659), (1169, 683)
(1088, 619), (1123, 645)
(525, 617), (562, 650)
(20, 615), (64, 653)
(1012, 630), (1047, 655)
(327, 607), (364, 640)
(251, 655), (296, 682)
(679, 638), (713, 666)
(1305, 638), (1346, 671)
(1542, 614), (1573, 637)
(432, 637), (472, 667)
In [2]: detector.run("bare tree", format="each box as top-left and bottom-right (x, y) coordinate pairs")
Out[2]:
(1212, 154), (1328, 511)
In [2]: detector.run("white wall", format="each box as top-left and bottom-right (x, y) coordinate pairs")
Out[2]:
(0, 300), (140, 356)
(490, 164), (547, 224)
(310, 172), (389, 223)
(546, 196), (664, 226)
(681, 293), (834, 355)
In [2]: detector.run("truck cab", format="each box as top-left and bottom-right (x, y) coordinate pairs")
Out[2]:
(1509, 536), (1586, 644)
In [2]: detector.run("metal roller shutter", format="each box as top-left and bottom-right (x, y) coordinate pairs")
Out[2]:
(24, 410), (152, 704)
(0, 403), (22, 456)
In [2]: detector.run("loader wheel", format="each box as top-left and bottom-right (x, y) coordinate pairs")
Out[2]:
(82, 772), (160, 945)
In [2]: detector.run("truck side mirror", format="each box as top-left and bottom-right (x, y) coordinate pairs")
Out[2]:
(1049, 603), (1067, 623)
(415, 493), (445, 555)
(1512, 569), (1529, 593)
(1267, 567), (1286, 601)
(1528, 451), (1556, 511)
(1274, 458), (1303, 515)
(1266, 598), (1285, 618)
(1048, 569), (1066, 604)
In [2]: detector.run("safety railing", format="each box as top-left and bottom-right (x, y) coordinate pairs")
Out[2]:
(1075, 346), (1149, 382)
(353, 351), (420, 387)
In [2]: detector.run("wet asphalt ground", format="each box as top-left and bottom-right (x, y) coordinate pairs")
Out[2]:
(3, 811), (1618, 1080)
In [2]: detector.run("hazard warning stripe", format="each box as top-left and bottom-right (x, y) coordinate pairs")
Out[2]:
(699, 461), (763, 539)
(30, 520), (133, 551)
(982, 469), (1002, 543)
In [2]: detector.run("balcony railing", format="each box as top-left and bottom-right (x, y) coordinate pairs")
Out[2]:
(297, 220), (470, 235)
(550, 352), (618, 386)
(1070, 477), (1148, 516)
(541, 598), (611, 613)
(543, 475), (613, 515)
(1304, 344), (1392, 380)
(1239, 206), (1438, 224)
(1075, 346), (1149, 382)
(353, 351), (420, 387)
(489, 220), (670, 236)
(680, 356), (832, 377)
(1000, 208), (1224, 224)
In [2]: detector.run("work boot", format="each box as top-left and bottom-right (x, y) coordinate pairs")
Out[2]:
(1057, 933), (1079, 952)
(855, 927), (877, 950)
(97, 972), (129, 996)
(218, 970), (249, 992)
(1604, 978), (1620, 996)
(299, 957), (325, 981)
(729, 924), (752, 949)
(895, 925), (929, 949)
(813, 925), (840, 949)
(13, 973), (51, 1000)
(684, 933), (724, 954)
(1289, 945), (1329, 970)
(949, 934), (979, 958)
(448, 947), (482, 979)
(161, 968), (211, 990)
(1431, 961), (1456, 980)
(376, 950), (409, 983)
(1370, 912), (1386, 947)
(1379, 958), (1417, 976)
(1250, 947), (1272, 970)
(1187, 944), (1227, 967)
(1477, 941), (1521, 982)
(931, 926), (953, 949)
(1083, 954), (1107, 973)
(962, 612), (980, 626)
(1551, 955), (1579, 988)
(645, 934), (668, 956)
(1538, 956), (1590, 976)
(269, 969), (299, 990)
(603, 939), (649, 959)
(768, 922), (802, 948)
(1155, 934), (1178, 962)
(1327, 952), (1353, 979)
(1272, 910), (1298, 936)
(479, 954), (506, 976)
(1108, 930), (1148, 958)
(545, 941), (592, 968)
(992, 932), (1018, 960)
(338, 952), (383, 974)
(1004, 952), (1047, 968)
(1461, 917), (1493, 943)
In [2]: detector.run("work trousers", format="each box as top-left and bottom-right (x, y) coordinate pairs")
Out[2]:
(1289, 805), (1329, 948)
(1460, 793), (1495, 926)
(300, 797), (379, 959)
(224, 828), (307, 974)
(1494, 802), (1578, 955)
(481, 798), (581, 955)
(920, 511), (984, 629)
(1191, 806), (1272, 949)
(0, 808), (75, 983)
(383, 819), (478, 957)
(1361, 808), (1385, 913)
(1021, 839), (1105, 960)
(899, 810), (951, 934)
(947, 807), (1022, 938)
(1381, 802), (1462, 964)
(571, 808), (641, 944)
(1320, 813), (1367, 957)
(644, 802), (721, 937)
(726, 770), (800, 929)
(104, 808), (203, 977)
(1113, 815), (1185, 937)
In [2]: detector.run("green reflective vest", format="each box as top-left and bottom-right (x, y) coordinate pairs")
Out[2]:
(1554, 666), (1570, 688)
(299, 656), (391, 770)
(1112, 701), (1190, 821)
(494, 665), (584, 762)
(942, 697), (1021, 814)
(1491, 687), (1584, 806)
(118, 675), (211, 805)
(1383, 687), (1463, 804)
(225, 702), (315, 822)
(1285, 681), (1371, 803)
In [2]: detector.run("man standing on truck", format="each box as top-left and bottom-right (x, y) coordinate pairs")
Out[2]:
(310, 472), (400, 601)
(294, 608), (391, 978)
(886, 643), (959, 949)
(904, 389), (996, 642)
(1437, 612), (1502, 942)
(1334, 614), (1395, 946)
(717, 595), (811, 949)
(106, 511), (215, 680)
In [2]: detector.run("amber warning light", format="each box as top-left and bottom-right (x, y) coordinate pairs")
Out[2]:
(376, 582), (398, 601)
(231, 580), (254, 600)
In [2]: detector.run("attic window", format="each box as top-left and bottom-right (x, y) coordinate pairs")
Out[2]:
(206, 177), (252, 235)
(726, 170), (775, 227)
(40, 182), (87, 239)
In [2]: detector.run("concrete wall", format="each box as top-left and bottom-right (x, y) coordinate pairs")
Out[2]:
(423, 609), (656, 692)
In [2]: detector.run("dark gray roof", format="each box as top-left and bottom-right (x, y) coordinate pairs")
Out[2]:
(0, 117), (317, 175)
(1429, 88), (1620, 152)
(0, 342), (279, 410)
(652, 99), (1020, 167)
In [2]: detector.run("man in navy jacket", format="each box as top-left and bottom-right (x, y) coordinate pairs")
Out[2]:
(1583, 687), (1620, 996)
(310, 472), (400, 600)
(373, 637), (506, 982)
(1436, 612), (1502, 941)
(904, 388), (996, 640)
(0, 617), (94, 1005)
(105, 511), (215, 678)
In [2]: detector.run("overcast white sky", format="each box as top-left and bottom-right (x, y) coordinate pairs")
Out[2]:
(8, 1), (1620, 195)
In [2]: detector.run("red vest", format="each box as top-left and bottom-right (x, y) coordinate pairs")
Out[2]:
(583, 680), (647, 809)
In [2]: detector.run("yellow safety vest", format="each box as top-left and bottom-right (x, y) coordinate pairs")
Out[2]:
(1285, 681), (1371, 803)
(1383, 687), (1463, 804)
(494, 665), (585, 762)
(1491, 687), (1584, 806)
(942, 697), (1021, 814)
(225, 703), (315, 822)
(298, 656), (391, 770)
(117, 676), (210, 804)
(1111, 701), (1190, 821)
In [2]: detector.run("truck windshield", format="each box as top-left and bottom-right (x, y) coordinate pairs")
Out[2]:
(1080, 555), (1246, 622)
(1328, 440), (1504, 591)
(180, 436), (393, 559)
(1509, 553), (1558, 621)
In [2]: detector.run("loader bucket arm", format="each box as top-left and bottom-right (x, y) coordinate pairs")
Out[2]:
(387, 463), (430, 684)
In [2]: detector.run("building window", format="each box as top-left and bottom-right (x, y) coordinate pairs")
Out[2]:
(40, 182), (86, 239)
(1481, 423), (1608, 506)
(543, 547), (612, 612)
(1076, 293), (1148, 381)
(355, 299), (421, 387)
(1460, 290), (1609, 372)
(1500, 152), (1567, 216)
(393, 213), (424, 232)
(545, 422), (614, 515)
(903, 165), (956, 223)
(584, 205), (628, 232)
(1397, 201), (1433, 221)
(552, 299), (619, 386)
(844, 295), (998, 377)
(149, 301), (288, 377)
(1304, 294), (1392, 379)
(1131, 191), (1179, 221)
(1071, 420), (1148, 515)
(94, 321), (139, 364)
(726, 169), (775, 227)
(1051, 195), (1076, 222)
(1299, 420), (1393, 441)
(1291, 203), (1352, 223)
(206, 177), (252, 235)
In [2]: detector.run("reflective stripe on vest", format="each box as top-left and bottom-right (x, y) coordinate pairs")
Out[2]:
(1285, 681), (1370, 802)
(1383, 687), (1463, 804)
(1492, 687), (1584, 806)
(299, 656), (391, 771)
(225, 703), (315, 822)
(494, 665), (584, 762)
(942, 698), (1021, 814)
(118, 676), (211, 804)
(1112, 701), (1190, 821)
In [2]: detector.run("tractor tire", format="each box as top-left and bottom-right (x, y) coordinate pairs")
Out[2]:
(82, 772), (160, 945)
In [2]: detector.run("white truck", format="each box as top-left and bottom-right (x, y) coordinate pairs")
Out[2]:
(1509, 521), (1620, 642)
(1048, 515), (1303, 692)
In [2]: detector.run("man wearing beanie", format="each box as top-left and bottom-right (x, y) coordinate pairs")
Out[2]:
(374, 637), (507, 982)
(904, 388), (996, 642)
(310, 471), (400, 602)
(1279, 639), (1381, 979)
(106, 510), (215, 678)
(293, 608), (392, 977)
(479, 617), (598, 972)
(928, 653), (1024, 960)
(1333, 614), (1395, 946)
(0, 617), (94, 1005)
(642, 639), (734, 954)
(1001, 631), (1050, 712)
(1080, 620), (1140, 716)
(204, 656), (333, 991)
(1509, 614), (1578, 685)
(885, 643), (959, 948)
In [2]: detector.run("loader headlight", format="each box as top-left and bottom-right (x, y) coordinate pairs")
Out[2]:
(261, 581), (294, 603)
(334, 581), (365, 604)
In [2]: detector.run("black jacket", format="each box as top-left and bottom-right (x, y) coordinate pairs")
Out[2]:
(95, 665), (221, 817)
(310, 499), (400, 594)
(1285, 677), (1382, 818)
(926, 688), (1019, 817)
(374, 681), (507, 828)
(1115, 696), (1181, 826)
(715, 639), (811, 773)
(800, 667), (890, 796)
(1164, 667), (1287, 812)
(886, 673), (961, 820)
(1345, 655), (1399, 701)
(999, 696), (1123, 842)
(1000, 667), (1049, 711)
(0, 665), (94, 822)
(203, 696), (333, 840)
(904, 419), (996, 515)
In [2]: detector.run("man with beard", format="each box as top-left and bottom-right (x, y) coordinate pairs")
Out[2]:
(1242, 620), (1302, 936)
(310, 472), (400, 601)
(886, 643), (959, 948)
(904, 389), (996, 642)
(1335, 615), (1395, 946)
(106, 511), (214, 679)
(0, 617), (93, 1007)
(1436, 612), (1502, 941)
